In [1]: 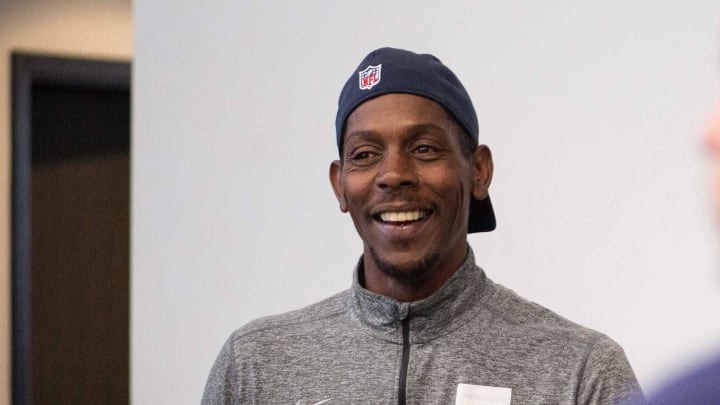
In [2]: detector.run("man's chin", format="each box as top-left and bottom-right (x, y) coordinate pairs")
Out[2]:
(369, 247), (440, 286)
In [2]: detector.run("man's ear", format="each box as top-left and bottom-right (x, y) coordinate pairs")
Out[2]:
(471, 145), (493, 200)
(329, 160), (348, 212)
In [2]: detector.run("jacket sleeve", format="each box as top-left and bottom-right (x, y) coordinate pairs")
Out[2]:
(201, 336), (241, 405)
(576, 334), (645, 405)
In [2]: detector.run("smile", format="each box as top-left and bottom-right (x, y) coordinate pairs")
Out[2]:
(378, 210), (428, 224)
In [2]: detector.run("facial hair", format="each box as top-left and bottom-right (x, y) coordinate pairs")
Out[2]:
(368, 245), (441, 287)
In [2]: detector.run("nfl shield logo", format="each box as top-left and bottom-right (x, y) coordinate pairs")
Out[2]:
(358, 64), (382, 90)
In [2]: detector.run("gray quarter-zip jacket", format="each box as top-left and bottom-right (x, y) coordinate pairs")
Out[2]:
(202, 248), (644, 404)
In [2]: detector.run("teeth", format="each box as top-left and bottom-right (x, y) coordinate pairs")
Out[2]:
(380, 210), (426, 223)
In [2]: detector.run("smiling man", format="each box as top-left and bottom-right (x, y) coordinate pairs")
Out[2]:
(202, 48), (644, 405)
(331, 92), (492, 303)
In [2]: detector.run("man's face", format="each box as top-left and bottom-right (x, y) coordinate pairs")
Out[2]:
(330, 93), (492, 284)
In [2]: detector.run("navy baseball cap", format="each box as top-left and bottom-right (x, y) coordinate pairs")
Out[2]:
(335, 47), (496, 233)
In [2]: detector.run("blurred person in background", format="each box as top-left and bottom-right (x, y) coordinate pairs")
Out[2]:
(642, 107), (720, 404)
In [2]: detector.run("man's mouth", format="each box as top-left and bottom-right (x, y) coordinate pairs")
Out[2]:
(377, 210), (429, 224)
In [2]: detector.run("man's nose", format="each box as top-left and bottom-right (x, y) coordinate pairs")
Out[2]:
(375, 151), (418, 189)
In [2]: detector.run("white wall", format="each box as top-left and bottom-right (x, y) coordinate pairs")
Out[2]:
(134, 1), (720, 403)
(0, 2), (132, 404)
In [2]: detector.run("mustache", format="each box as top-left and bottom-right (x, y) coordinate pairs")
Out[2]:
(372, 191), (426, 205)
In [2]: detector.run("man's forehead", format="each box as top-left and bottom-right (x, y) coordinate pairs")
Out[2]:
(344, 94), (461, 142)
(346, 93), (454, 125)
(344, 123), (450, 142)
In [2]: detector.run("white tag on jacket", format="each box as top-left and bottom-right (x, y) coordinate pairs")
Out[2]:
(455, 383), (512, 405)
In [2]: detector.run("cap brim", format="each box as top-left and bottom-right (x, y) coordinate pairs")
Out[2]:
(468, 195), (496, 233)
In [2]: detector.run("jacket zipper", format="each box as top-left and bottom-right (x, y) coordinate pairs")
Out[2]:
(398, 317), (410, 405)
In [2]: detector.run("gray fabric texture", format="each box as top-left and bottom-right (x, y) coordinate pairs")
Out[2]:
(202, 248), (644, 404)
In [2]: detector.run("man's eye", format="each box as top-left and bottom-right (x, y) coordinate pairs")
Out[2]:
(351, 150), (375, 161)
(415, 145), (434, 154)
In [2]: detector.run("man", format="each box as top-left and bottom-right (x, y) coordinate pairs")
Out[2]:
(202, 47), (644, 404)
(640, 107), (720, 405)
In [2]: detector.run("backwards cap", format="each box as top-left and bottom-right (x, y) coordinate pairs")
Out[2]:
(335, 47), (495, 233)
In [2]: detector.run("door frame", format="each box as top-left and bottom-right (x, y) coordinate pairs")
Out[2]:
(11, 53), (130, 404)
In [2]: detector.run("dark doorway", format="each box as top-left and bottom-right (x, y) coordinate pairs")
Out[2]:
(11, 54), (130, 405)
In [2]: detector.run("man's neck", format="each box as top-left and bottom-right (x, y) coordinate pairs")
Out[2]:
(363, 275), (444, 302)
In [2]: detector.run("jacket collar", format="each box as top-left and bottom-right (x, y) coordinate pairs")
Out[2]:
(350, 246), (487, 343)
